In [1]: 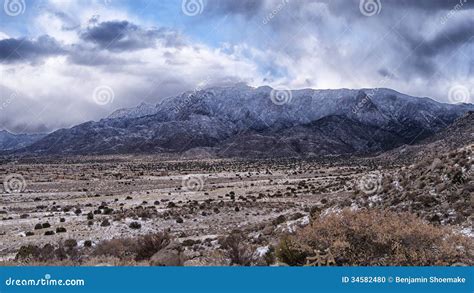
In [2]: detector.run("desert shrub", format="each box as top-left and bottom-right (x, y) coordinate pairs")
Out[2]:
(100, 219), (110, 227)
(276, 236), (308, 266)
(135, 233), (170, 261)
(129, 221), (142, 229)
(15, 243), (78, 263)
(276, 209), (473, 266)
(64, 239), (78, 249)
(15, 245), (42, 261)
(272, 215), (286, 225)
(93, 233), (170, 261)
(56, 227), (67, 233)
(219, 230), (253, 266)
(92, 238), (137, 259)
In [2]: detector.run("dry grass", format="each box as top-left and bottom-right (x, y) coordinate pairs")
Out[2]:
(277, 209), (473, 266)
(88, 232), (171, 261)
(0, 256), (146, 266)
(11, 233), (171, 265)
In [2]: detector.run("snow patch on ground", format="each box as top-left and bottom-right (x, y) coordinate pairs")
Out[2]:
(320, 206), (342, 217)
(255, 246), (269, 257)
(460, 227), (474, 238)
(350, 202), (359, 211)
(277, 215), (310, 233)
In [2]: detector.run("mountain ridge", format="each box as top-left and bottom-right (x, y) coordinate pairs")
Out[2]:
(0, 130), (46, 151)
(12, 84), (474, 157)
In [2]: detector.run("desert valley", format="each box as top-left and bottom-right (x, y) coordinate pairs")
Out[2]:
(0, 85), (472, 266)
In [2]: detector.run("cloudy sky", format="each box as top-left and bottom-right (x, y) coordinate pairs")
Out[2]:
(0, 0), (473, 133)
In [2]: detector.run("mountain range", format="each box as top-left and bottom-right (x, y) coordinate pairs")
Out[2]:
(3, 84), (474, 157)
(0, 130), (45, 151)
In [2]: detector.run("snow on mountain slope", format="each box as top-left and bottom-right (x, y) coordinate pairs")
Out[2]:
(0, 130), (46, 151)
(19, 84), (474, 157)
(108, 102), (158, 119)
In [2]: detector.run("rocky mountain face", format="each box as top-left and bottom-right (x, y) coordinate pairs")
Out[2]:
(325, 112), (474, 233)
(18, 84), (474, 156)
(108, 102), (157, 120)
(380, 111), (474, 164)
(422, 111), (474, 147)
(0, 130), (45, 151)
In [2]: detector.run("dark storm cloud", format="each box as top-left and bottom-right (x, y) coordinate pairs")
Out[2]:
(79, 20), (184, 52)
(205, 0), (473, 80)
(423, 19), (474, 56)
(391, 0), (474, 11)
(401, 19), (474, 77)
(0, 35), (65, 64)
(204, 0), (472, 20)
(289, 0), (474, 17)
(205, 0), (265, 17)
(0, 20), (185, 65)
(377, 68), (396, 79)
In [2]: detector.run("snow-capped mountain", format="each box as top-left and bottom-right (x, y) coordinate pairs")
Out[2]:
(18, 84), (474, 157)
(108, 102), (158, 119)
